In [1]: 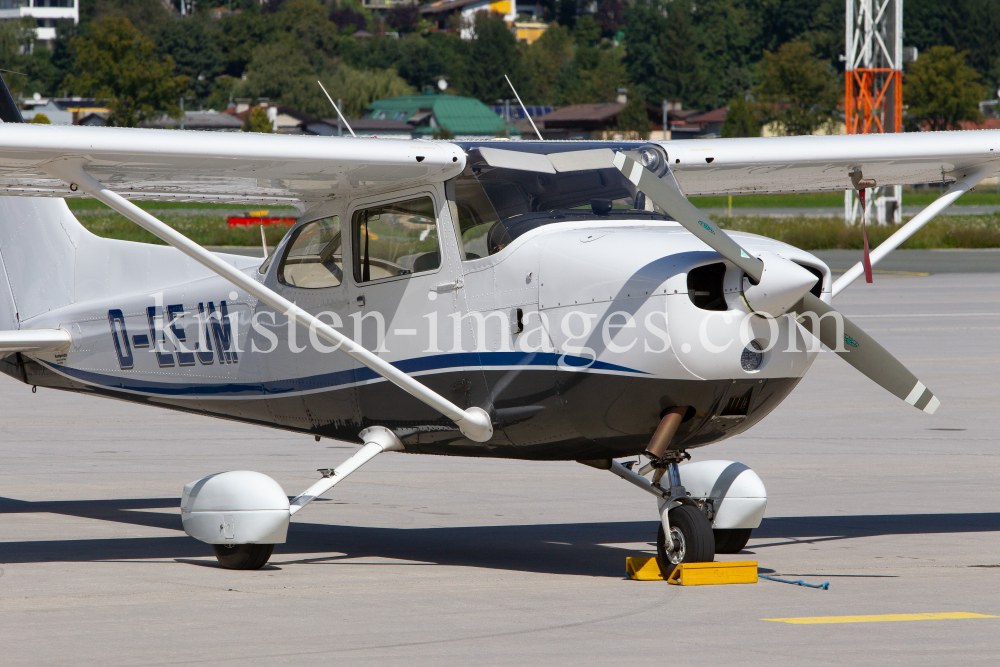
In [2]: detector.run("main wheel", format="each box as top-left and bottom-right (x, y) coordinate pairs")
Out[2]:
(212, 543), (275, 570)
(656, 504), (715, 578)
(714, 528), (752, 554)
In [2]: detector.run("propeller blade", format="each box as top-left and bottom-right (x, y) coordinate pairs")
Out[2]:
(614, 152), (764, 282)
(794, 292), (939, 414)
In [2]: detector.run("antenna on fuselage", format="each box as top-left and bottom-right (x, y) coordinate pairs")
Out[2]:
(504, 74), (543, 141)
(260, 224), (268, 258)
(317, 81), (356, 138)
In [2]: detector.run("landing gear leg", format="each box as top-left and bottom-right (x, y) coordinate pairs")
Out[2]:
(602, 451), (716, 578)
(651, 456), (714, 577)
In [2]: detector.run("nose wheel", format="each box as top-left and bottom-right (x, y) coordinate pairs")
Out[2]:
(656, 504), (715, 577)
(212, 543), (275, 570)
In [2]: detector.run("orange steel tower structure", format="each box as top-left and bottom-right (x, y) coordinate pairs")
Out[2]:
(845, 0), (904, 224)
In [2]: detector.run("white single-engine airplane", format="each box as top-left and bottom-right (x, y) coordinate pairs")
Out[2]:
(0, 78), (995, 572)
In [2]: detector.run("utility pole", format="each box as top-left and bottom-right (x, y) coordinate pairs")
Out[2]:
(337, 98), (343, 136)
(844, 0), (907, 226)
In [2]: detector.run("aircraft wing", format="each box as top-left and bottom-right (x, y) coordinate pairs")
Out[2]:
(659, 130), (1000, 196)
(0, 124), (466, 204)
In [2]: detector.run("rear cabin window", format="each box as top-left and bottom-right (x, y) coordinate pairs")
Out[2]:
(277, 216), (343, 289)
(352, 197), (440, 283)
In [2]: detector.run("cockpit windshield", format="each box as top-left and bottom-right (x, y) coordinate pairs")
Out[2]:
(446, 142), (675, 259)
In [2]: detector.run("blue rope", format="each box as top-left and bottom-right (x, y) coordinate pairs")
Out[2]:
(759, 574), (830, 590)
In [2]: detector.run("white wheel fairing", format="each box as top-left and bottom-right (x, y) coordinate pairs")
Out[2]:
(674, 460), (767, 530)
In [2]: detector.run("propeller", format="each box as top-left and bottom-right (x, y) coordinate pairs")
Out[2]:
(792, 292), (939, 413)
(613, 151), (939, 414)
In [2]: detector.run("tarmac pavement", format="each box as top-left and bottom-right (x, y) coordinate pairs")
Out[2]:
(1, 271), (999, 665)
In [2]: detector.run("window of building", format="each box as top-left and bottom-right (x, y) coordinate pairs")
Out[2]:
(277, 216), (343, 289)
(352, 197), (440, 283)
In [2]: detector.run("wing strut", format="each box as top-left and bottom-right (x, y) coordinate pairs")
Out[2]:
(45, 162), (494, 443)
(832, 166), (991, 298)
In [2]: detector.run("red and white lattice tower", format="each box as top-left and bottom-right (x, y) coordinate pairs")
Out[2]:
(844, 0), (903, 224)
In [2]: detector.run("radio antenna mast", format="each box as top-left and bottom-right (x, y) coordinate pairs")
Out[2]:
(504, 75), (543, 141)
(317, 81), (356, 138)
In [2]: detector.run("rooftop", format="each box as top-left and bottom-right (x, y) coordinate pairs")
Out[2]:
(536, 103), (625, 123)
(368, 93), (517, 136)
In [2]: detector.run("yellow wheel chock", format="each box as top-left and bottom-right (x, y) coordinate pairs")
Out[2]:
(626, 557), (758, 585)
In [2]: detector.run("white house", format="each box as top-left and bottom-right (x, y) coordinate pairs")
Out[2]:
(0, 0), (79, 47)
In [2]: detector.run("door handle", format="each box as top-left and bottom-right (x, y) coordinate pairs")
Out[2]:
(432, 279), (463, 293)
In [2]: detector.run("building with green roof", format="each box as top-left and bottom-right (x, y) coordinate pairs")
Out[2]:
(367, 92), (519, 139)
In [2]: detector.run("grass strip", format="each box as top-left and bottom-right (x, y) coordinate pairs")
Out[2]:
(719, 214), (1000, 249)
(76, 211), (295, 247)
(690, 190), (1000, 209)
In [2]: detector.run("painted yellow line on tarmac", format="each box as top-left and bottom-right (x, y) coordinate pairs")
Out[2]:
(763, 612), (997, 625)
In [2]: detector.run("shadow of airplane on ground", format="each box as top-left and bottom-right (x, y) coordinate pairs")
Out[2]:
(1, 495), (998, 576)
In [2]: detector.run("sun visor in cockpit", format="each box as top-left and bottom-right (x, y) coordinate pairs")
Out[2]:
(477, 147), (620, 174)
(477, 147), (556, 173)
(546, 148), (616, 172)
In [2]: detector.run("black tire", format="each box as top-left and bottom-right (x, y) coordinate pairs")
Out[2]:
(212, 543), (275, 570)
(656, 505), (715, 578)
(713, 528), (753, 554)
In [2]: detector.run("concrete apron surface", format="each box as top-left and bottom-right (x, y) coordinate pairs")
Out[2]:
(0, 272), (998, 666)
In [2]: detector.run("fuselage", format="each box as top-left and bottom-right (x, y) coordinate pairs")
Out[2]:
(2, 142), (832, 460)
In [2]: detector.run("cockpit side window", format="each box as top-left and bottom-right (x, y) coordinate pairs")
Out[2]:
(352, 196), (440, 283)
(277, 216), (343, 289)
(445, 167), (507, 260)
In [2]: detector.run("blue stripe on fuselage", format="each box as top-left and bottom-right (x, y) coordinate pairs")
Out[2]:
(39, 352), (646, 398)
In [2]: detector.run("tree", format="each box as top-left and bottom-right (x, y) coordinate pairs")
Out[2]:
(693, 0), (757, 108)
(86, 0), (171, 37)
(156, 17), (222, 101)
(720, 96), (760, 137)
(243, 106), (272, 132)
(595, 0), (627, 38)
(616, 94), (650, 138)
(467, 12), (525, 103)
(320, 64), (415, 117)
(555, 42), (629, 105)
(63, 17), (187, 127)
(29, 114), (51, 124)
(524, 24), (574, 104)
(237, 39), (414, 117)
(341, 34), (447, 91)
(756, 41), (839, 136)
(330, 6), (367, 33)
(0, 18), (37, 97)
(386, 4), (419, 32)
(209, 10), (271, 79)
(905, 45), (985, 131)
(623, 0), (708, 109)
(905, 0), (1000, 94)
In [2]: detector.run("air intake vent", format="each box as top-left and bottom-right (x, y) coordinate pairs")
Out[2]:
(687, 263), (727, 311)
(721, 389), (753, 416)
